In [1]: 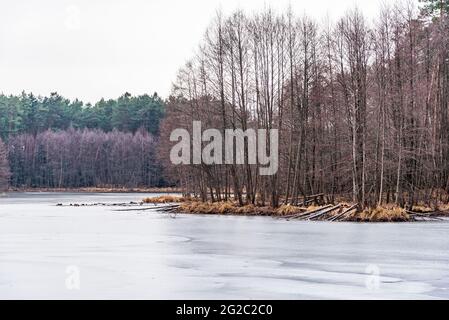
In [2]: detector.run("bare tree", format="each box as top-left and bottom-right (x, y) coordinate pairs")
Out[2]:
(0, 138), (10, 191)
(161, 4), (449, 209)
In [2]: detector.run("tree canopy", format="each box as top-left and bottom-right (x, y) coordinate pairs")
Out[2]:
(420, 0), (449, 16)
(161, 3), (449, 209)
(0, 92), (165, 140)
(0, 92), (166, 189)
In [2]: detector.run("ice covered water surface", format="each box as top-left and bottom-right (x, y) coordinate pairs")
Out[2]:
(0, 192), (448, 299)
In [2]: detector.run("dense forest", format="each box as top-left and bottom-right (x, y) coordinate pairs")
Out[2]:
(0, 92), (164, 139)
(8, 129), (162, 188)
(0, 138), (9, 191)
(0, 92), (166, 188)
(1, 0), (448, 210)
(160, 0), (449, 209)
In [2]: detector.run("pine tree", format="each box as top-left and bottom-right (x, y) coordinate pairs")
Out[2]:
(420, 0), (449, 16)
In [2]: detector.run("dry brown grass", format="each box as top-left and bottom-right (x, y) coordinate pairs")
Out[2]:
(177, 201), (276, 216)
(276, 204), (304, 216)
(234, 204), (256, 214)
(173, 199), (415, 222)
(215, 202), (237, 214)
(435, 203), (449, 212)
(177, 200), (317, 216)
(348, 206), (410, 222)
(179, 201), (237, 214)
(143, 195), (185, 204)
(411, 205), (435, 213)
(305, 205), (321, 212)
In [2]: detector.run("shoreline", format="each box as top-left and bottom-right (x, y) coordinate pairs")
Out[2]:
(173, 203), (449, 223)
(5, 192), (447, 223)
(6, 187), (182, 194)
(142, 196), (449, 223)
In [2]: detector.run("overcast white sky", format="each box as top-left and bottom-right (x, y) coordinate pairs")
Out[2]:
(0, 0), (406, 103)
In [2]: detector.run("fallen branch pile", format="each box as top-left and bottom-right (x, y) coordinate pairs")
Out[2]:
(60, 195), (449, 223)
(405, 210), (447, 221)
(281, 204), (358, 222)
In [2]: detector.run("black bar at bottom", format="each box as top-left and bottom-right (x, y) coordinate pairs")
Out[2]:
(0, 300), (447, 318)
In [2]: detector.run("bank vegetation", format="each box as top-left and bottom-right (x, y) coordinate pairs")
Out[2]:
(160, 1), (449, 213)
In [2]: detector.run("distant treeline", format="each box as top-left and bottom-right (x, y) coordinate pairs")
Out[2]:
(0, 92), (165, 140)
(0, 92), (167, 189)
(0, 138), (8, 190)
(7, 128), (164, 189)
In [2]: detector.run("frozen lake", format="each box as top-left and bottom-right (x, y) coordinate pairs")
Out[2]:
(1, 192), (449, 299)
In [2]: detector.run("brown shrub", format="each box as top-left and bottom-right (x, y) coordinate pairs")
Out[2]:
(349, 206), (410, 222)
(177, 201), (266, 215)
(143, 195), (184, 204)
(412, 205), (435, 213)
(276, 204), (303, 216)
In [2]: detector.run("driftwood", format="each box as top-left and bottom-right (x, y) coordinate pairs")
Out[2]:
(304, 193), (325, 199)
(302, 193), (325, 206)
(308, 204), (342, 221)
(329, 204), (358, 222)
(286, 205), (333, 220)
(410, 215), (443, 221)
(58, 202), (143, 207)
(406, 210), (444, 221)
(283, 193), (325, 206)
(302, 199), (315, 206)
(276, 208), (308, 219)
(105, 200), (448, 223)
(113, 204), (180, 212)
